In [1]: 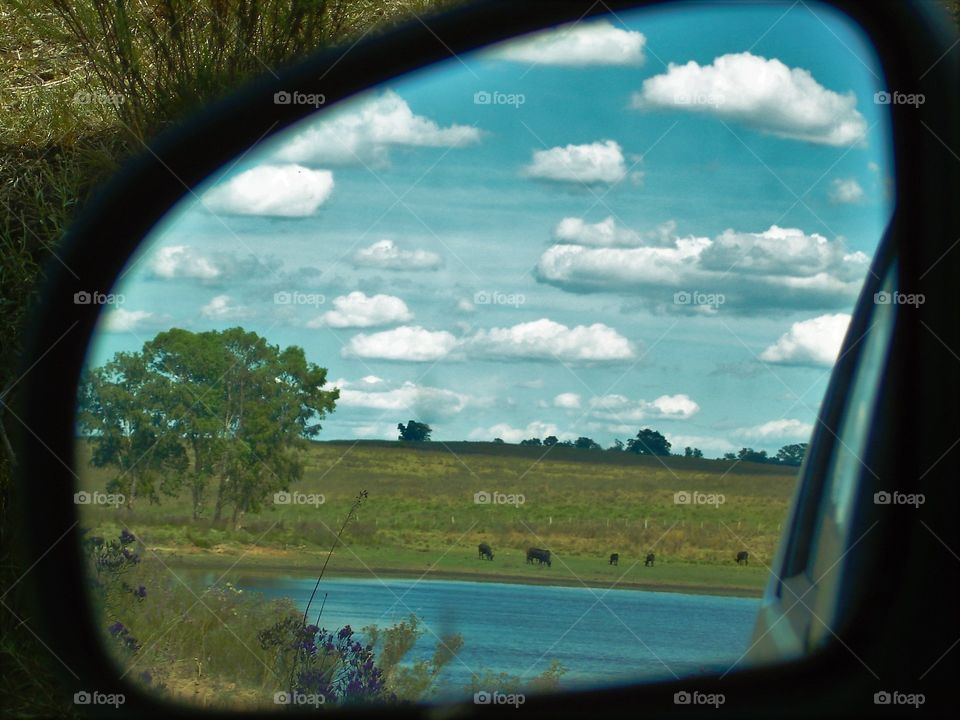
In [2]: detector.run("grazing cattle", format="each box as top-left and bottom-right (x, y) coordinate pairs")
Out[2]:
(478, 543), (494, 561)
(736, 551), (749, 566)
(644, 552), (655, 567)
(526, 547), (552, 567)
(609, 553), (619, 566)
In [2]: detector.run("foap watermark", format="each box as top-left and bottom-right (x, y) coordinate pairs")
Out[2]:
(274, 491), (325, 507)
(874, 690), (925, 708)
(674, 290), (725, 309)
(474, 690), (525, 708)
(674, 690), (725, 708)
(473, 90), (525, 108)
(874, 490), (925, 508)
(74, 290), (124, 306)
(474, 290), (525, 308)
(274, 691), (326, 707)
(474, 490), (525, 507)
(273, 90), (326, 108)
(74, 91), (125, 106)
(674, 490), (725, 508)
(874, 291), (925, 307)
(274, 291), (325, 307)
(674, 92), (725, 107)
(74, 690), (125, 708)
(74, 490), (125, 507)
(874, 91), (925, 107)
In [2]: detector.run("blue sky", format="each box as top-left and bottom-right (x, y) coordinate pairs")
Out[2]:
(89, 2), (894, 456)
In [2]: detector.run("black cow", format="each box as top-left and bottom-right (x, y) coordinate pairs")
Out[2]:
(478, 542), (494, 561)
(644, 552), (655, 567)
(736, 551), (749, 566)
(609, 553), (619, 566)
(526, 547), (552, 567)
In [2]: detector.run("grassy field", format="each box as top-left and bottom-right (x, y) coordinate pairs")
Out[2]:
(78, 440), (798, 596)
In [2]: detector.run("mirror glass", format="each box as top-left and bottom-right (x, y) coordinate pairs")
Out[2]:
(75, 2), (894, 709)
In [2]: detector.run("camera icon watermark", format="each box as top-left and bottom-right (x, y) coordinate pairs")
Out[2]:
(273, 291), (325, 307)
(73, 690), (125, 708)
(873, 91), (925, 107)
(273, 90), (326, 108)
(274, 491), (325, 507)
(473, 90), (525, 108)
(474, 490), (525, 507)
(873, 490), (925, 508)
(74, 490), (125, 507)
(473, 290), (525, 308)
(673, 690), (725, 707)
(274, 691), (325, 706)
(873, 291), (925, 307)
(873, 690), (924, 708)
(673, 290), (725, 309)
(74, 290), (124, 306)
(474, 690), (525, 707)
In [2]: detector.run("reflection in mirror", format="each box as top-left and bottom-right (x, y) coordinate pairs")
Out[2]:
(75, 3), (893, 709)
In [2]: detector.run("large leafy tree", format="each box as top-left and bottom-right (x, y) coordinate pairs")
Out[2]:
(775, 443), (808, 466)
(627, 428), (672, 456)
(79, 328), (338, 523)
(397, 420), (432, 442)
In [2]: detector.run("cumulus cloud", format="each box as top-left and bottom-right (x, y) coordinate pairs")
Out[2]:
(467, 421), (573, 444)
(274, 90), (481, 166)
(829, 178), (865, 204)
(352, 239), (443, 271)
(759, 313), (851, 366)
(666, 434), (737, 455)
(631, 52), (867, 146)
(523, 140), (627, 185)
(536, 220), (871, 313)
(310, 292), (412, 328)
(492, 20), (646, 66)
(465, 319), (635, 362)
(334, 379), (470, 418)
(201, 294), (250, 320)
(587, 393), (700, 423)
(734, 418), (814, 442)
(554, 216), (678, 248)
(201, 164), (334, 217)
(100, 308), (155, 332)
(150, 245), (221, 280)
(553, 392), (582, 409)
(342, 326), (457, 362)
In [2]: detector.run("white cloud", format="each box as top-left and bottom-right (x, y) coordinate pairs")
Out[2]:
(553, 392), (582, 409)
(829, 178), (865, 204)
(631, 52), (867, 146)
(457, 298), (476, 313)
(201, 294), (250, 320)
(311, 292), (412, 328)
(201, 164), (334, 217)
(536, 221), (871, 313)
(466, 319), (635, 362)
(101, 308), (155, 332)
(553, 216), (678, 248)
(352, 239), (443, 271)
(734, 418), (814, 442)
(467, 421), (573, 444)
(342, 326), (457, 362)
(759, 313), (851, 366)
(492, 20), (646, 66)
(523, 140), (627, 185)
(335, 380), (470, 417)
(666, 434), (737, 454)
(587, 393), (700, 422)
(150, 245), (221, 280)
(274, 90), (481, 165)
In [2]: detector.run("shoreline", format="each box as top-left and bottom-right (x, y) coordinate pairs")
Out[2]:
(157, 551), (765, 599)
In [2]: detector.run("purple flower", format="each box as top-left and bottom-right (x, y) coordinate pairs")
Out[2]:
(139, 670), (152, 685)
(305, 624), (319, 635)
(119, 529), (136, 545)
(133, 585), (147, 599)
(108, 622), (126, 636)
(337, 625), (352, 640)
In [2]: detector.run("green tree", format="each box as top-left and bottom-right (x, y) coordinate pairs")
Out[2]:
(543, 435), (559, 447)
(397, 420), (432, 442)
(737, 447), (769, 464)
(723, 452), (737, 460)
(520, 438), (542, 446)
(574, 437), (601, 450)
(683, 446), (704, 458)
(608, 439), (625, 451)
(775, 443), (808, 466)
(626, 428), (671, 456)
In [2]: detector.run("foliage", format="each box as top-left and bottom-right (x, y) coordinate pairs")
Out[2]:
(397, 420), (432, 442)
(775, 443), (808, 466)
(683, 446), (704, 458)
(627, 428), (672, 456)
